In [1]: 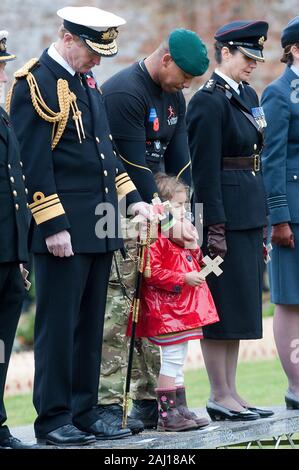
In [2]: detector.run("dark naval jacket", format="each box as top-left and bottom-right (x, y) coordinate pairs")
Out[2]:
(186, 71), (267, 230)
(0, 106), (29, 262)
(9, 50), (141, 253)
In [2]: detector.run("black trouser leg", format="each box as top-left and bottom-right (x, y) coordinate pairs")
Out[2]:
(33, 254), (91, 437)
(0, 263), (24, 439)
(72, 252), (113, 428)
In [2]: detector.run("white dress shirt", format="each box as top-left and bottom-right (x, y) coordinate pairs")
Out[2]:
(215, 68), (242, 95)
(47, 43), (76, 76)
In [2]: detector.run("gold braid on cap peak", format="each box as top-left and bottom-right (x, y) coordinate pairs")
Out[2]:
(6, 58), (85, 149)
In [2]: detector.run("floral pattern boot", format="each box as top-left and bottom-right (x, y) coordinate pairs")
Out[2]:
(155, 388), (198, 432)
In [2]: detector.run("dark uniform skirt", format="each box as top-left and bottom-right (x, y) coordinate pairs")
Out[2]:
(268, 223), (299, 305)
(202, 228), (263, 340)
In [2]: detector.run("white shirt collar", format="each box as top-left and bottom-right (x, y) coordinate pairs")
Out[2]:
(215, 68), (242, 94)
(47, 43), (76, 76)
(291, 65), (299, 77)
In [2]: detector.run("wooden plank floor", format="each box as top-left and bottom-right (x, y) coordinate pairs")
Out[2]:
(12, 406), (299, 449)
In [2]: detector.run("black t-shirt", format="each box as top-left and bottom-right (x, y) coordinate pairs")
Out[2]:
(102, 61), (191, 202)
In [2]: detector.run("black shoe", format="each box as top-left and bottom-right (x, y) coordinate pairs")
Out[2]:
(285, 390), (299, 410)
(206, 400), (260, 421)
(77, 418), (131, 440)
(97, 404), (144, 435)
(246, 407), (274, 418)
(0, 436), (34, 449)
(36, 424), (96, 447)
(130, 399), (158, 429)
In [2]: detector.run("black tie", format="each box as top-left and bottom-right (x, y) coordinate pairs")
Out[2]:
(76, 73), (86, 91)
(238, 83), (245, 100)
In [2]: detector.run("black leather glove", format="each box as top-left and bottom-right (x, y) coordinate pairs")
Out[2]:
(271, 223), (295, 248)
(207, 223), (227, 259)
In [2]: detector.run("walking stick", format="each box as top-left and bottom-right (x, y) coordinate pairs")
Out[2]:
(122, 221), (151, 429)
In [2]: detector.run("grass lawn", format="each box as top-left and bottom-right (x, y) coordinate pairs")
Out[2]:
(5, 358), (287, 428)
(185, 357), (287, 408)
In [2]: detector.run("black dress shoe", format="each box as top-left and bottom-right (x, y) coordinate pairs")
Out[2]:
(97, 404), (144, 434)
(206, 400), (260, 421)
(0, 436), (34, 449)
(285, 389), (299, 410)
(36, 424), (96, 446)
(246, 407), (274, 418)
(77, 418), (131, 440)
(129, 399), (158, 429)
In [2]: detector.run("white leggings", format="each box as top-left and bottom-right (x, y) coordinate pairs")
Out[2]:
(160, 342), (189, 386)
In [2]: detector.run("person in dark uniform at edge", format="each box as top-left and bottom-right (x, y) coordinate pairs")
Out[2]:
(8, 6), (150, 447)
(0, 31), (32, 449)
(97, 29), (210, 431)
(186, 21), (274, 421)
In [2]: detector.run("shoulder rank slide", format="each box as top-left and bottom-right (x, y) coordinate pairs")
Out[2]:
(203, 78), (216, 93)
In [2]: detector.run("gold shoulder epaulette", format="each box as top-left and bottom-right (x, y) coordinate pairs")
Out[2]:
(6, 58), (85, 150)
(14, 58), (39, 78)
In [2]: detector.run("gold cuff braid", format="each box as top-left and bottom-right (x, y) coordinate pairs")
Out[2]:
(6, 58), (85, 150)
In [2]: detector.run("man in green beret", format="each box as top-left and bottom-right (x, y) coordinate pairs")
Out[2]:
(98, 28), (209, 432)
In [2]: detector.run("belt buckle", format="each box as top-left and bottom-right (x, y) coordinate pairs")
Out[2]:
(253, 154), (260, 172)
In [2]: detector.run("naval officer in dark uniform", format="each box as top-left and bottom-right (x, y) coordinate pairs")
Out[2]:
(187, 21), (273, 421)
(8, 6), (149, 446)
(0, 31), (31, 449)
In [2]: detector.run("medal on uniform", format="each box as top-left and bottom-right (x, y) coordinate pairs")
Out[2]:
(251, 106), (267, 129)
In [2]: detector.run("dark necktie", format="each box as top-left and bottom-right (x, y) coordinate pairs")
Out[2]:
(238, 83), (245, 101)
(76, 72), (86, 92)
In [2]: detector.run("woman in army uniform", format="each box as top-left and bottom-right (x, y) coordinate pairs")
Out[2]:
(187, 21), (273, 421)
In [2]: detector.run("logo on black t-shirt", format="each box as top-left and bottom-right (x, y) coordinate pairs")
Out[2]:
(167, 106), (178, 126)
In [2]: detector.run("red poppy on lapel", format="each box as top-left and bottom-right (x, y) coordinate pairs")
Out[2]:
(86, 75), (96, 88)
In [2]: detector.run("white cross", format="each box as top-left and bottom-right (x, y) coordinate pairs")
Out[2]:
(21, 267), (31, 291)
(151, 196), (172, 221)
(263, 242), (273, 264)
(131, 197), (172, 240)
(200, 255), (224, 279)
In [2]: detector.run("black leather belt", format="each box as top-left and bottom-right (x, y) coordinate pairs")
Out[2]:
(223, 154), (260, 171)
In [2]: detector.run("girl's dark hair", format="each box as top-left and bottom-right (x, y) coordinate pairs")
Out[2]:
(214, 40), (238, 64)
(281, 43), (299, 65)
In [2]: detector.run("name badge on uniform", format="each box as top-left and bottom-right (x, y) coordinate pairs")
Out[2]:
(251, 106), (267, 129)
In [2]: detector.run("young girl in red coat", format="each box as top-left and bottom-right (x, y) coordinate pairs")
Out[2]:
(131, 173), (219, 432)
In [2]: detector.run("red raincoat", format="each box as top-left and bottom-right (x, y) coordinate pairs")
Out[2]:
(127, 234), (219, 338)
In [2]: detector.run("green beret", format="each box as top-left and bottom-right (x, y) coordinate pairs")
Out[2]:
(168, 28), (209, 76)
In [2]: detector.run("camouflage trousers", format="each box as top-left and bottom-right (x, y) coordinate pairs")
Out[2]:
(98, 239), (160, 405)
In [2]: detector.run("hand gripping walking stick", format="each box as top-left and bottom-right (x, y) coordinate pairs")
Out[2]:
(122, 221), (151, 428)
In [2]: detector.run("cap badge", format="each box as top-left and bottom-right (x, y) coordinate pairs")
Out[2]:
(0, 38), (6, 52)
(258, 36), (265, 46)
(102, 27), (118, 41)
